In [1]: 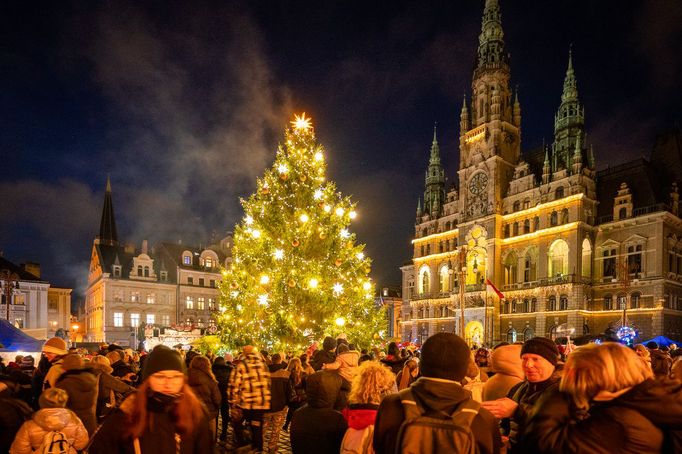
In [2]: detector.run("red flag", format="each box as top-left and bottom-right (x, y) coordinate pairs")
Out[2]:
(485, 279), (505, 299)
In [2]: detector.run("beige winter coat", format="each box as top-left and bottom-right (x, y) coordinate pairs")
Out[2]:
(482, 344), (525, 401)
(9, 408), (88, 454)
(322, 350), (360, 383)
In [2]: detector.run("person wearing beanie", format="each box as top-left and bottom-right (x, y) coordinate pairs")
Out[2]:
(54, 354), (99, 436)
(89, 345), (211, 454)
(108, 349), (136, 384)
(10, 387), (89, 454)
(481, 336), (560, 452)
(373, 333), (501, 454)
(312, 336), (338, 371)
(41, 337), (68, 391)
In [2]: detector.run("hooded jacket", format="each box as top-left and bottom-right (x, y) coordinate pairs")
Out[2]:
(91, 368), (134, 421)
(323, 350), (360, 383)
(290, 371), (347, 454)
(9, 408), (89, 454)
(379, 356), (406, 375)
(268, 364), (293, 412)
(372, 377), (501, 454)
(187, 368), (221, 419)
(55, 368), (99, 435)
(523, 387), (665, 454)
(312, 337), (338, 371)
(483, 344), (524, 401)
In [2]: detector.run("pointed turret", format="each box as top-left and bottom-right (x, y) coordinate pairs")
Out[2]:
(99, 175), (118, 246)
(512, 87), (521, 127)
(475, 0), (509, 77)
(460, 95), (470, 134)
(542, 145), (551, 184)
(416, 198), (422, 217)
(552, 47), (585, 171)
(423, 126), (445, 217)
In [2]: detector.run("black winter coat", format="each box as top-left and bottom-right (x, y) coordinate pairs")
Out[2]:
(187, 368), (221, 419)
(372, 377), (501, 454)
(111, 360), (134, 381)
(92, 369), (134, 420)
(380, 356), (406, 375)
(268, 365), (294, 412)
(0, 396), (33, 453)
(211, 363), (232, 406)
(89, 392), (213, 454)
(290, 370), (347, 454)
(55, 368), (99, 436)
(311, 349), (336, 371)
(506, 373), (560, 448)
(523, 387), (665, 453)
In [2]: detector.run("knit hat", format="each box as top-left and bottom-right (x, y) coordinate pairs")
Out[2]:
(42, 337), (68, 356)
(21, 355), (35, 368)
(39, 388), (69, 408)
(646, 341), (659, 350)
(141, 345), (185, 381)
(61, 354), (84, 371)
(520, 337), (560, 366)
(420, 333), (471, 381)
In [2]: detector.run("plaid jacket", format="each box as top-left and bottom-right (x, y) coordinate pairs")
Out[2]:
(228, 353), (271, 410)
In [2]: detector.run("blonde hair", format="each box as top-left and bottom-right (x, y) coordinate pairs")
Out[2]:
(349, 361), (396, 405)
(560, 343), (653, 411)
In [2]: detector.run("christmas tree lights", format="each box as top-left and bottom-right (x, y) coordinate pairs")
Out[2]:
(217, 113), (385, 351)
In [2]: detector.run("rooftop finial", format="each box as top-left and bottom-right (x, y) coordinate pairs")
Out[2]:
(105, 174), (112, 193)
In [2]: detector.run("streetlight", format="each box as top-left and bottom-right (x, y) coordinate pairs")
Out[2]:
(1, 269), (20, 323)
(71, 323), (79, 347)
(458, 246), (467, 338)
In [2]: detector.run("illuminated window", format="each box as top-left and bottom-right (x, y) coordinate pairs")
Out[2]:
(506, 327), (517, 343)
(130, 313), (140, 327)
(439, 265), (450, 293)
(548, 239), (569, 276)
(603, 249), (617, 278)
(208, 298), (216, 311)
(147, 294), (155, 304)
(15, 318), (24, 329)
(197, 297), (205, 310)
(523, 326), (534, 341)
(161, 314), (170, 326)
(199, 278), (205, 287)
(582, 239), (592, 278)
(183, 255), (192, 265)
(146, 314), (155, 325)
(205, 257), (213, 268)
(627, 245), (643, 275)
(419, 266), (431, 294)
(186, 296), (194, 309)
(131, 292), (140, 303)
(114, 313), (123, 327)
(504, 252), (518, 285)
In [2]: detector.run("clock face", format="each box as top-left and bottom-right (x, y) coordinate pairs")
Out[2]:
(469, 172), (488, 196)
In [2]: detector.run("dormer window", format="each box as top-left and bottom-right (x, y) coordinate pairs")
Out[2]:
(205, 257), (213, 268)
(183, 255), (192, 265)
(160, 271), (167, 282)
(112, 265), (121, 277)
(144, 266), (150, 277)
(137, 265), (143, 276)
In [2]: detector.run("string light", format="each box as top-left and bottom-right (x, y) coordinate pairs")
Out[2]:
(335, 317), (346, 327)
(278, 163), (289, 174)
(333, 283), (344, 296)
(245, 215), (254, 225)
(308, 278), (319, 289)
(274, 249), (284, 260)
(357, 252), (364, 260)
(252, 229), (261, 239)
(314, 189), (323, 200)
(363, 281), (372, 291)
(260, 275), (270, 285)
(300, 213), (309, 223)
(335, 207), (345, 216)
(323, 204), (331, 213)
(340, 229), (350, 239)
(349, 211), (357, 219)
(314, 151), (324, 161)
(258, 294), (269, 306)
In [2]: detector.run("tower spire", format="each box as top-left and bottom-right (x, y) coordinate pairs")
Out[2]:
(99, 176), (118, 246)
(552, 46), (585, 171)
(429, 123), (441, 166)
(475, 0), (509, 76)
(423, 127), (445, 216)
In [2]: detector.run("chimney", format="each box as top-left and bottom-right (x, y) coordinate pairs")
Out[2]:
(21, 262), (41, 278)
(141, 240), (148, 255)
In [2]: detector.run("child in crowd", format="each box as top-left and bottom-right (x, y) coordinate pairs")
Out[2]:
(322, 344), (360, 384)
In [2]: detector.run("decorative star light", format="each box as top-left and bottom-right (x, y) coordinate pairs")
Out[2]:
(278, 163), (289, 174)
(335, 317), (346, 327)
(252, 229), (261, 239)
(274, 249), (284, 260)
(300, 213), (309, 223)
(357, 252), (364, 260)
(363, 281), (372, 291)
(291, 113), (312, 132)
(349, 210), (357, 219)
(314, 151), (324, 161)
(314, 189), (324, 200)
(333, 283), (344, 296)
(335, 207), (345, 216)
(245, 215), (254, 225)
(340, 229), (350, 239)
(260, 275), (270, 285)
(258, 294), (269, 306)
(308, 278), (319, 289)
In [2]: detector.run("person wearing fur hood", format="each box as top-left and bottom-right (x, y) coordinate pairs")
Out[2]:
(482, 343), (525, 402)
(10, 388), (88, 454)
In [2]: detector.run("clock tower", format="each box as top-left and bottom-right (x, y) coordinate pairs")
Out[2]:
(458, 0), (521, 221)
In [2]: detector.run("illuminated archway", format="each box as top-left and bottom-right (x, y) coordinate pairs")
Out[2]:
(465, 225), (488, 285)
(418, 265), (431, 294)
(548, 239), (569, 276)
(465, 320), (484, 346)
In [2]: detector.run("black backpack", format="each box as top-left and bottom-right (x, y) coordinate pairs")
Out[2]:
(395, 388), (480, 454)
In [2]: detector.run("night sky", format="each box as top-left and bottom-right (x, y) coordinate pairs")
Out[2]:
(1, 0), (681, 306)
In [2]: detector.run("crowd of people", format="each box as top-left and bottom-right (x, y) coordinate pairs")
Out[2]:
(2, 334), (682, 453)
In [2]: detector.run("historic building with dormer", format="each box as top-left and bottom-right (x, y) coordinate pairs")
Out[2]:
(400, 0), (682, 346)
(84, 177), (232, 345)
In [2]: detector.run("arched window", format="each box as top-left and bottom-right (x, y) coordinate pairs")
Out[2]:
(522, 298), (530, 312)
(530, 298), (537, 312)
(555, 186), (564, 199)
(604, 294), (613, 310)
(513, 222), (519, 236)
(548, 295), (557, 311)
(550, 211), (558, 226)
(439, 265), (450, 293)
(504, 224), (510, 238)
(561, 208), (569, 224)
(419, 266), (431, 294)
(631, 292), (641, 309)
(137, 265), (143, 276)
(523, 219), (530, 234)
(582, 238), (592, 279)
(524, 248), (537, 282)
(504, 252), (518, 286)
(559, 294), (568, 310)
(549, 325), (558, 340)
(503, 300), (510, 314)
(548, 239), (569, 276)
(417, 307), (424, 318)
(534, 216), (540, 231)
(523, 327), (534, 341)
(513, 201), (520, 212)
(511, 299), (517, 313)
(144, 266), (150, 277)
(619, 207), (627, 220)
(507, 327), (517, 343)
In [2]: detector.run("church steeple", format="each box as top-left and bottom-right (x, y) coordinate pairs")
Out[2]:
(475, 0), (509, 77)
(460, 95), (470, 133)
(552, 47), (585, 171)
(423, 125), (445, 217)
(98, 175), (118, 246)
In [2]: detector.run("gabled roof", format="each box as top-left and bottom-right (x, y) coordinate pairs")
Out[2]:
(94, 244), (175, 283)
(596, 159), (663, 220)
(155, 242), (227, 271)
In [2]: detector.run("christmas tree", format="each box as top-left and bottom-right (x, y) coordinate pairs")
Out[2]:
(217, 114), (384, 351)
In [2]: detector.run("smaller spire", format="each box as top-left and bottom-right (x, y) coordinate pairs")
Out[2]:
(429, 124), (441, 166)
(106, 174), (112, 193)
(433, 122), (438, 143)
(416, 198), (422, 216)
